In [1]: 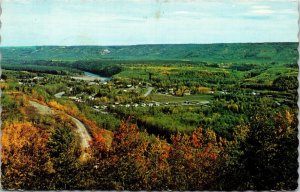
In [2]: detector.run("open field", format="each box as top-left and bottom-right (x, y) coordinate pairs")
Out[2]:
(151, 93), (212, 103)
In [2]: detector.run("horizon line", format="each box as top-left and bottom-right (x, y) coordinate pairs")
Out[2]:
(0, 41), (298, 48)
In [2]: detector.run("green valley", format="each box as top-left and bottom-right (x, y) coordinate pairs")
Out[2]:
(1, 43), (298, 190)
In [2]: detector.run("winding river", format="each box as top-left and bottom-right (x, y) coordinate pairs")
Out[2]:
(71, 71), (111, 82)
(84, 71), (111, 82)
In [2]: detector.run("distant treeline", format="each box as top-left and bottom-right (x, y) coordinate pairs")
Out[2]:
(2, 64), (82, 75)
(2, 60), (122, 77)
(1, 59), (234, 77)
(1, 42), (298, 77)
(1, 42), (298, 64)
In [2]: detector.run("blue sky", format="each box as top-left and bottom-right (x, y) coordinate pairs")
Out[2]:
(1, 0), (298, 46)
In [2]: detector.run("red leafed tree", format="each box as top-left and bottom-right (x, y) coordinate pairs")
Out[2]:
(110, 121), (150, 190)
(87, 121), (150, 190)
(167, 128), (226, 190)
(89, 130), (109, 159)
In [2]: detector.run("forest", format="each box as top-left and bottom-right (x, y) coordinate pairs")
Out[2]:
(1, 43), (298, 190)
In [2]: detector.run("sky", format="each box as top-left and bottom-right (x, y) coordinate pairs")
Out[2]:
(1, 0), (298, 46)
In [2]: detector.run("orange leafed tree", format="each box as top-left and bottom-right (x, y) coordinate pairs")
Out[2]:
(168, 128), (226, 190)
(1, 122), (53, 190)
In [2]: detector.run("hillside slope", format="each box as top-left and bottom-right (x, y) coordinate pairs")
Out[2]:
(1, 43), (298, 64)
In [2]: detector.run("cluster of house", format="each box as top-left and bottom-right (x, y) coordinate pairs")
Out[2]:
(90, 100), (212, 113)
(18, 76), (44, 86)
(69, 96), (84, 103)
(157, 88), (191, 96)
(92, 101), (162, 111)
(157, 88), (216, 96)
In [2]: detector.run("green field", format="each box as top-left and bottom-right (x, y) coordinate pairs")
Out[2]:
(150, 93), (213, 103)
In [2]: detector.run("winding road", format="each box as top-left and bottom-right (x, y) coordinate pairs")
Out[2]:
(68, 116), (91, 149)
(54, 91), (65, 98)
(144, 87), (154, 97)
(29, 101), (92, 157)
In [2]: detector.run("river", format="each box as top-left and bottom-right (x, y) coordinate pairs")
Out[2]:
(84, 71), (112, 82)
(71, 71), (112, 82)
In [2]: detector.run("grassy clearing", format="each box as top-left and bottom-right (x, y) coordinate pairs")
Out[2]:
(150, 93), (213, 103)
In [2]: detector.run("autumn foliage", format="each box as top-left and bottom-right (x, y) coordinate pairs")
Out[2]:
(48, 100), (79, 116)
(1, 122), (52, 190)
(1, 108), (298, 190)
(85, 121), (227, 190)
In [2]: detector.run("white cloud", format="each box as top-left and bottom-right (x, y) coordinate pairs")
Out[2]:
(251, 9), (274, 15)
(248, 4), (274, 15)
(251, 5), (272, 9)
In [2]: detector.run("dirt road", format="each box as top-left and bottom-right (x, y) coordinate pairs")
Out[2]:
(54, 91), (65, 98)
(144, 87), (154, 97)
(29, 101), (92, 156)
(29, 101), (53, 115)
(68, 116), (91, 149)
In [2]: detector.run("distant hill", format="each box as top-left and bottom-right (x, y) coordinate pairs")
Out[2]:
(1, 43), (298, 64)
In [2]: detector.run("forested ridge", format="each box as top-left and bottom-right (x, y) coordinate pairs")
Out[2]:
(1, 43), (297, 63)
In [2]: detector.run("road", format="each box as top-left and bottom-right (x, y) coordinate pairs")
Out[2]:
(144, 87), (154, 97)
(29, 101), (92, 158)
(29, 101), (53, 115)
(68, 116), (91, 149)
(54, 91), (65, 98)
